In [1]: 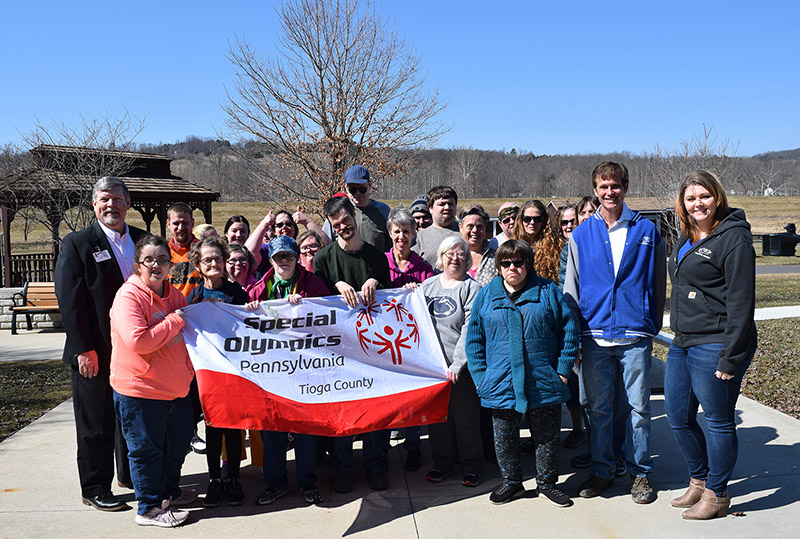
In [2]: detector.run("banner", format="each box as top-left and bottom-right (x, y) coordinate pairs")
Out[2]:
(182, 288), (451, 436)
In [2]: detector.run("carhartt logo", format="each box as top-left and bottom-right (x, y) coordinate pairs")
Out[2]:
(695, 247), (712, 259)
(688, 291), (697, 299)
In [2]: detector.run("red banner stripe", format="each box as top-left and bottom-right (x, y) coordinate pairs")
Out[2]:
(196, 369), (451, 436)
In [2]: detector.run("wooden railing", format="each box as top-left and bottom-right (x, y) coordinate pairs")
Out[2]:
(3, 253), (54, 287)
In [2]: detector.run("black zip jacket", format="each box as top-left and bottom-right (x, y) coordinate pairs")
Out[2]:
(668, 208), (757, 374)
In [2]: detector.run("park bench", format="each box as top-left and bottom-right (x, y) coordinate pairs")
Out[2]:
(10, 281), (60, 335)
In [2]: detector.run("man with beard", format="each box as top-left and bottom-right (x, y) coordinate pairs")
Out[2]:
(314, 196), (392, 493)
(412, 186), (460, 267)
(55, 176), (147, 511)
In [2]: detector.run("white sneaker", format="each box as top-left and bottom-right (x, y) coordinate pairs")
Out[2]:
(135, 507), (189, 528)
(190, 434), (207, 454)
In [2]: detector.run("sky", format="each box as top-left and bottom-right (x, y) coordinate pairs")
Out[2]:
(1, 0), (798, 157)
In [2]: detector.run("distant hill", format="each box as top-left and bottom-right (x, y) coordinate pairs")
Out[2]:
(753, 148), (800, 161)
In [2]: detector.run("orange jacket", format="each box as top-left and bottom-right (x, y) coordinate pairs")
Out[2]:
(110, 274), (194, 400)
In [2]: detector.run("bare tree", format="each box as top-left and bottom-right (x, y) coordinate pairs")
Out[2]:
(450, 147), (483, 198)
(221, 0), (449, 208)
(7, 111), (146, 245)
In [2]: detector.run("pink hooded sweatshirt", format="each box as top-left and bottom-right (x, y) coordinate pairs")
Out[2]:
(110, 274), (193, 401)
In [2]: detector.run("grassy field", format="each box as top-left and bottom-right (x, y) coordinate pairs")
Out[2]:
(0, 360), (71, 442)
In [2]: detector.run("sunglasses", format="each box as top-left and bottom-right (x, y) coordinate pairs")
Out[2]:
(272, 252), (297, 262)
(275, 221), (293, 229)
(347, 185), (369, 195)
(500, 216), (516, 225)
(561, 218), (576, 226)
(522, 215), (545, 224)
(499, 259), (525, 269)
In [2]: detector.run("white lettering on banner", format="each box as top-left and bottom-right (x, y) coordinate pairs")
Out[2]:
(180, 288), (450, 434)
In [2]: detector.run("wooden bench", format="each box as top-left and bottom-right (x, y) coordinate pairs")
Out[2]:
(11, 282), (60, 335)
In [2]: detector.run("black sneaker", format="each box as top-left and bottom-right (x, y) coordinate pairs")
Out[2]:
(489, 483), (525, 504)
(405, 448), (422, 472)
(367, 470), (389, 491)
(630, 475), (656, 504)
(426, 468), (452, 482)
(462, 473), (481, 487)
(579, 474), (614, 498)
(255, 486), (287, 505)
(225, 478), (245, 506)
(302, 486), (324, 505)
(190, 433), (207, 455)
(538, 485), (573, 507)
(570, 452), (591, 469)
(203, 479), (224, 508)
(334, 470), (354, 494)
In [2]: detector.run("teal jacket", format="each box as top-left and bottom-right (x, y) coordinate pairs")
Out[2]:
(466, 275), (579, 413)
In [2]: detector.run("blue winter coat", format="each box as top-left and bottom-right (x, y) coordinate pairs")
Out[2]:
(466, 275), (579, 413)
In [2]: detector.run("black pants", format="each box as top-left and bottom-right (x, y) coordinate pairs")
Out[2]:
(71, 364), (130, 497)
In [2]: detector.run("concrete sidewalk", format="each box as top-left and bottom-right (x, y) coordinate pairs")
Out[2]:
(2, 387), (799, 537)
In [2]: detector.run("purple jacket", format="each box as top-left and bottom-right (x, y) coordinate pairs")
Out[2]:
(385, 250), (434, 287)
(247, 264), (330, 301)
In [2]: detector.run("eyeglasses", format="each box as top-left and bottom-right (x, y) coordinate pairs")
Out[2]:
(138, 256), (171, 267)
(227, 258), (248, 266)
(272, 252), (297, 263)
(499, 259), (525, 269)
(300, 244), (320, 253)
(444, 251), (466, 261)
(501, 216), (516, 225)
(347, 185), (369, 195)
(200, 256), (223, 266)
(522, 215), (545, 224)
(275, 221), (293, 229)
(561, 218), (576, 227)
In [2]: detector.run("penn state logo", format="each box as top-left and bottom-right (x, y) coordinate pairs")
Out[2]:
(427, 296), (458, 318)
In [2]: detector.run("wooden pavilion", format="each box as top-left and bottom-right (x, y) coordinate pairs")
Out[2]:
(0, 145), (219, 287)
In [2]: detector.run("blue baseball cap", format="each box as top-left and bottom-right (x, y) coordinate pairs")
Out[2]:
(344, 165), (370, 184)
(268, 235), (300, 258)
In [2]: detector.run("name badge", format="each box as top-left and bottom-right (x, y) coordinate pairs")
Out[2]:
(93, 250), (112, 262)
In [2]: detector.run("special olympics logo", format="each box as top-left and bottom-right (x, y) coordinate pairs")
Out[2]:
(355, 299), (420, 365)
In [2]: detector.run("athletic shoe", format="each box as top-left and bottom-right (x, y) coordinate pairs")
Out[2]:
(489, 483), (525, 504)
(255, 486), (287, 506)
(135, 507), (188, 528)
(225, 478), (245, 506)
(190, 433), (206, 455)
(630, 475), (656, 504)
(579, 474), (614, 498)
(170, 488), (197, 506)
(538, 485), (573, 507)
(302, 486), (324, 505)
(203, 479), (224, 508)
(426, 468), (452, 482)
(462, 474), (481, 487)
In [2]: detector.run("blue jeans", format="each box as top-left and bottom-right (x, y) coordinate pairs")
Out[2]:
(664, 342), (753, 496)
(261, 431), (318, 490)
(113, 392), (194, 515)
(334, 431), (389, 473)
(582, 338), (654, 479)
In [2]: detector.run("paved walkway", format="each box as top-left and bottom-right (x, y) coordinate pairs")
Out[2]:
(1, 332), (800, 537)
(755, 264), (800, 274)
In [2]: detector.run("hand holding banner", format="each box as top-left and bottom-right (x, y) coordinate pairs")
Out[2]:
(182, 288), (451, 436)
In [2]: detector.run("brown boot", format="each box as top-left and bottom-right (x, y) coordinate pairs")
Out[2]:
(681, 488), (730, 520)
(670, 478), (706, 508)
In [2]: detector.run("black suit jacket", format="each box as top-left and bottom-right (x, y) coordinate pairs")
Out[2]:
(55, 222), (148, 369)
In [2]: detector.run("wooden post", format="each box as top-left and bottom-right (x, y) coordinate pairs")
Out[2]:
(1, 206), (12, 288)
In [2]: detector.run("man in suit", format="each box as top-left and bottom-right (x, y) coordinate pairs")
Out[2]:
(55, 176), (147, 511)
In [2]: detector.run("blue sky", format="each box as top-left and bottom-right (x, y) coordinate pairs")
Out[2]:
(2, 0), (798, 156)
